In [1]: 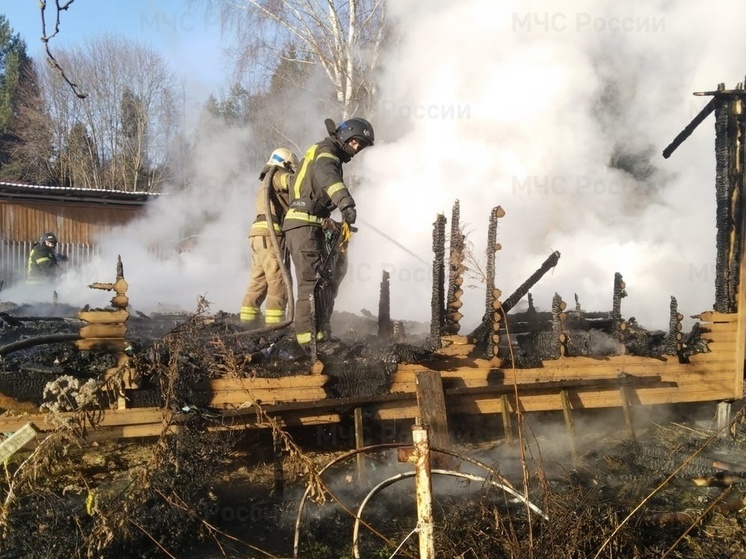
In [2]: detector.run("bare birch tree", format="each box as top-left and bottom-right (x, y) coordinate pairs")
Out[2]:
(193, 0), (387, 117)
(36, 34), (180, 191)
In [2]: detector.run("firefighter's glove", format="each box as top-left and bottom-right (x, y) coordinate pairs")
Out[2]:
(322, 218), (340, 233)
(57, 253), (69, 262)
(339, 221), (353, 253)
(340, 205), (357, 225)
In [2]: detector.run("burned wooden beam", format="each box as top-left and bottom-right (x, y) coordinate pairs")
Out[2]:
(378, 270), (392, 340)
(612, 272), (626, 338)
(430, 214), (447, 346)
(662, 97), (716, 159)
(502, 250), (561, 314)
(444, 200), (465, 334)
(485, 206), (504, 358)
(666, 296), (683, 356)
(551, 293), (565, 359)
(713, 91), (745, 312)
(469, 250), (560, 346)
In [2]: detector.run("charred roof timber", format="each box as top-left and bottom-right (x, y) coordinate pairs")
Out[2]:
(663, 80), (746, 313)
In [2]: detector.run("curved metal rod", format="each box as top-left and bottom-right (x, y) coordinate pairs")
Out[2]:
(227, 165), (295, 338)
(352, 469), (548, 559)
(293, 442), (407, 558)
(293, 442), (524, 558)
(0, 332), (81, 356)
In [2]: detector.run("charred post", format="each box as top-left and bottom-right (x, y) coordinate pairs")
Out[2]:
(612, 272), (627, 339)
(444, 200), (465, 334)
(78, 256), (134, 405)
(485, 208), (502, 357)
(552, 293), (567, 358)
(491, 287), (503, 359)
(666, 296), (683, 356)
(430, 214), (447, 346)
(713, 83), (746, 312)
(378, 270), (392, 340)
(502, 251), (561, 314)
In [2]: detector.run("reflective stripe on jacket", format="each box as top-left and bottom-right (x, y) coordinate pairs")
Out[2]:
(27, 244), (58, 283)
(283, 138), (355, 231)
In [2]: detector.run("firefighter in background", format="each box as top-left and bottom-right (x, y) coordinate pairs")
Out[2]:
(27, 232), (68, 284)
(283, 117), (375, 349)
(239, 148), (299, 326)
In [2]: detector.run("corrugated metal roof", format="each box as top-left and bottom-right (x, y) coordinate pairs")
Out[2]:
(0, 181), (165, 206)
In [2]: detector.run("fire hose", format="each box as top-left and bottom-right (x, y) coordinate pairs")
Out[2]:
(0, 332), (81, 356)
(229, 165), (295, 338)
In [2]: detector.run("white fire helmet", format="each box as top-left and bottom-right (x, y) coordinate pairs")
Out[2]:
(267, 148), (299, 171)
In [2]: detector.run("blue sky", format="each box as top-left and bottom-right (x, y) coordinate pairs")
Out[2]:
(3, 0), (231, 107)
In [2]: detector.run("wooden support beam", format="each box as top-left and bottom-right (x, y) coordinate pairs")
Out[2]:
(501, 394), (513, 445)
(619, 386), (637, 441)
(717, 401), (732, 438)
(354, 407), (366, 486)
(415, 371), (451, 449)
(273, 429), (284, 496)
(560, 390), (578, 463)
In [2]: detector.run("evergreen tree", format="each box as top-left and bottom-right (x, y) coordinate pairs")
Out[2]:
(0, 15), (46, 182)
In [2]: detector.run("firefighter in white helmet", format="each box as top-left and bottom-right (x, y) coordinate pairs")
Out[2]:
(239, 148), (299, 326)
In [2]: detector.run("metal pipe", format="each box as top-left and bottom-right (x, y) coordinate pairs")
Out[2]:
(351, 469), (548, 558)
(293, 442), (525, 558)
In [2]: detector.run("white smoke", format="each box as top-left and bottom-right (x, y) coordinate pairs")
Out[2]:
(338, 0), (745, 331)
(4, 0), (740, 333)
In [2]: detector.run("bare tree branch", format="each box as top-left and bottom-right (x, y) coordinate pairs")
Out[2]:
(39, 0), (86, 99)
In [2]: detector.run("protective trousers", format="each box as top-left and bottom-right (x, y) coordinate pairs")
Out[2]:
(285, 226), (347, 345)
(240, 235), (288, 324)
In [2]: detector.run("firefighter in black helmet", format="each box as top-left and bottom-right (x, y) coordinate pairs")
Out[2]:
(27, 232), (68, 284)
(283, 117), (374, 350)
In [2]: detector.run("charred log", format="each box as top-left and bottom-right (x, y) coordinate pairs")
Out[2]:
(470, 250), (561, 349)
(550, 293), (564, 359)
(377, 270), (392, 340)
(665, 296), (682, 356)
(713, 93), (745, 312)
(444, 200), (465, 334)
(612, 272), (626, 338)
(430, 214), (447, 347)
(484, 207), (501, 358)
(505, 251), (562, 314)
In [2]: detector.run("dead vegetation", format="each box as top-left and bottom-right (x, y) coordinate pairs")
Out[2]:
(1, 305), (746, 558)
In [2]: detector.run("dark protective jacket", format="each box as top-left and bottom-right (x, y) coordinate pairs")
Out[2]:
(27, 243), (61, 284)
(282, 137), (356, 231)
(249, 168), (293, 237)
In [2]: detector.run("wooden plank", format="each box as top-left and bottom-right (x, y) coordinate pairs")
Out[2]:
(207, 388), (327, 406)
(415, 371), (450, 449)
(560, 391), (577, 461)
(695, 311), (738, 322)
(619, 386), (637, 440)
(204, 376), (329, 391)
(209, 413), (341, 429)
(354, 408), (366, 486)
(79, 323), (127, 338)
(701, 331), (738, 342)
(78, 309), (129, 324)
(700, 321), (739, 332)
(501, 394), (513, 444)
(735, 214), (746, 397)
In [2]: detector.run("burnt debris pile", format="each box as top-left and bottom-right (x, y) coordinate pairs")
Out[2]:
(429, 201), (708, 366)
